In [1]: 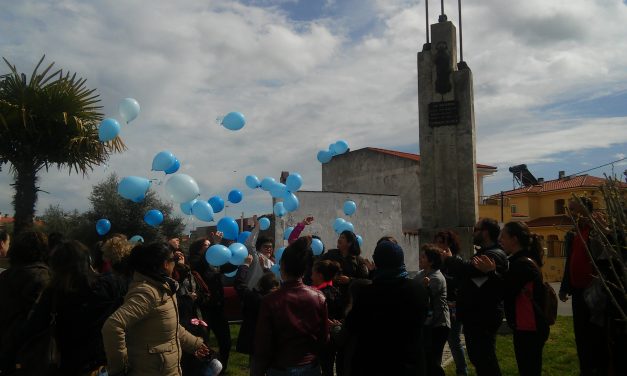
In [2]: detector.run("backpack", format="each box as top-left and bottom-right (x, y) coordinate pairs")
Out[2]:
(525, 258), (558, 325)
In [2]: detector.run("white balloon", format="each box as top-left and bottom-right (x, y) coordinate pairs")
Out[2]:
(165, 174), (200, 203)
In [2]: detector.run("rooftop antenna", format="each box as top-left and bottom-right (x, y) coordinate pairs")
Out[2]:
(425, 0), (430, 44)
(439, 0), (447, 22)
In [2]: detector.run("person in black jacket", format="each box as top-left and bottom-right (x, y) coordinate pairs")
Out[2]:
(188, 236), (233, 373)
(476, 222), (549, 376)
(233, 254), (279, 374)
(442, 218), (508, 376)
(0, 231), (51, 374)
(19, 240), (123, 375)
(344, 240), (428, 376)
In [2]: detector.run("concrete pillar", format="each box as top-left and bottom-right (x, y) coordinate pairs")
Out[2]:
(418, 20), (478, 258)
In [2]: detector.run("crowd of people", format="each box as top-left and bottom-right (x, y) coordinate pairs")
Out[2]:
(0, 198), (624, 376)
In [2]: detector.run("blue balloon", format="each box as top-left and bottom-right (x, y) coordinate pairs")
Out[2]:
(221, 111), (246, 131)
(208, 196), (225, 213)
(273, 202), (287, 218)
(259, 217), (271, 231)
(270, 183), (288, 199)
(356, 235), (363, 247)
(118, 98), (141, 123)
(311, 238), (324, 256)
(328, 143), (338, 156)
(180, 199), (197, 215)
(96, 218), (111, 236)
(224, 270), (237, 278)
(129, 235), (144, 244)
(317, 150), (333, 164)
(217, 217), (239, 240)
(193, 200), (214, 222)
(339, 221), (354, 234)
(228, 189), (243, 204)
(332, 140), (349, 155)
(245, 175), (260, 189)
(260, 177), (276, 191)
(270, 263), (281, 278)
(229, 243), (249, 265)
(165, 174), (199, 203)
(98, 118), (120, 142)
(343, 200), (357, 216)
(237, 231), (251, 244)
(333, 218), (346, 232)
(118, 176), (151, 202)
(283, 193), (299, 212)
(284, 227), (294, 240)
(164, 158), (180, 174)
(286, 173), (303, 192)
(274, 247), (286, 263)
(144, 209), (164, 227)
(205, 244), (232, 266)
(152, 150), (177, 171)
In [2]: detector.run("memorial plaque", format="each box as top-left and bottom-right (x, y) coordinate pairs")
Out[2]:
(429, 100), (459, 127)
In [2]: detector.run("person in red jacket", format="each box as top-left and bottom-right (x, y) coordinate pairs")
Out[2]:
(253, 237), (328, 376)
(559, 197), (609, 375)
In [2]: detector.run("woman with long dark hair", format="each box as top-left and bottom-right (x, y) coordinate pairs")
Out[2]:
(322, 231), (369, 285)
(475, 221), (549, 376)
(0, 231), (50, 374)
(18, 240), (122, 375)
(102, 242), (218, 376)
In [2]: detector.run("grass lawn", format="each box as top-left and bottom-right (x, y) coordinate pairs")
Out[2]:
(445, 316), (578, 376)
(211, 316), (577, 376)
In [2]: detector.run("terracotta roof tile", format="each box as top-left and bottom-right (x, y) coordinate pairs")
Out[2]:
(501, 175), (627, 196)
(364, 147), (497, 170)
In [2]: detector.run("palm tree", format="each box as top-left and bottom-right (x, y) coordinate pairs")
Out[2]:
(0, 56), (125, 236)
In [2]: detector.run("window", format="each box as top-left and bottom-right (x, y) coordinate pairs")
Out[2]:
(510, 204), (517, 214)
(554, 199), (566, 215)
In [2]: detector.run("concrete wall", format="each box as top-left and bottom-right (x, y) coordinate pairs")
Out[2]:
(321, 149), (422, 231)
(274, 190), (422, 271)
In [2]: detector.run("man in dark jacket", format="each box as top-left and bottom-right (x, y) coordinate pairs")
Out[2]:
(253, 237), (328, 376)
(443, 218), (508, 376)
(344, 240), (429, 376)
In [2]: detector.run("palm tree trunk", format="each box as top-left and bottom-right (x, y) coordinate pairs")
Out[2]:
(12, 164), (39, 236)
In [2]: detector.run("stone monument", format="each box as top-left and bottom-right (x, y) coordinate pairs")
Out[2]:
(418, 4), (478, 257)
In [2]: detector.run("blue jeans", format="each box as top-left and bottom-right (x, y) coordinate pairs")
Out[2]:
(267, 363), (321, 376)
(448, 316), (468, 375)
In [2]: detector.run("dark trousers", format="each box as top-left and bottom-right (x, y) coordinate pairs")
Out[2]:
(571, 288), (608, 376)
(425, 326), (449, 376)
(463, 324), (501, 376)
(203, 306), (232, 372)
(513, 330), (548, 376)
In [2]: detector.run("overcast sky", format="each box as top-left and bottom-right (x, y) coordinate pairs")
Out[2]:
(1, 0), (626, 224)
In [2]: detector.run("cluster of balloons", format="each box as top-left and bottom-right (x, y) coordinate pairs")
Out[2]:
(330, 199), (362, 245)
(152, 151), (180, 174)
(205, 242), (248, 267)
(98, 98), (141, 142)
(317, 140), (349, 164)
(245, 173), (303, 217)
(219, 111), (246, 131)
